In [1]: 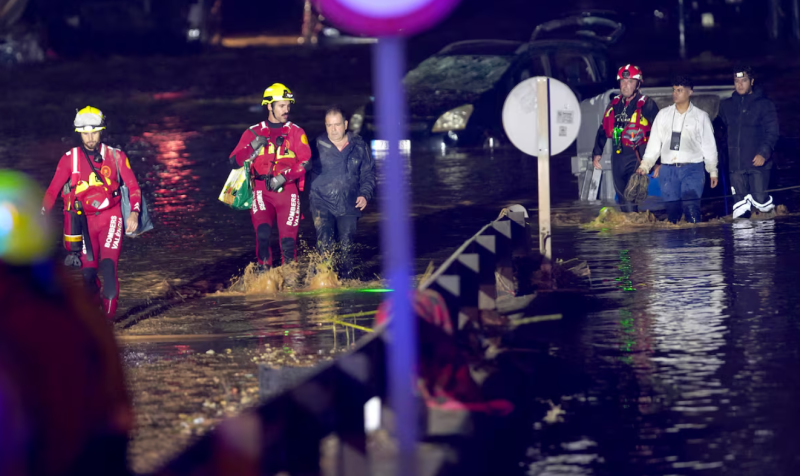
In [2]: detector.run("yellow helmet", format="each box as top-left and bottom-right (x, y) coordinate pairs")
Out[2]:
(74, 106), (106, 133)
(261, 83), (295, 106)
(0, 170), (53, 265)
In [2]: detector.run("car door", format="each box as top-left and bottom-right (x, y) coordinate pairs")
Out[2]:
(516, 51), (549, 84)
(592, 51), (612, 86)
(499, 50), (548, 111)
(548, 49), (597, 101)
(490, 50), (549, 137)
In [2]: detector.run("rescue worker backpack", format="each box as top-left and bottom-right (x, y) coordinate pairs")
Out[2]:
(74, 148), (121, 213)
(112, 149), (153, 237)
(602, 94), (652, 152)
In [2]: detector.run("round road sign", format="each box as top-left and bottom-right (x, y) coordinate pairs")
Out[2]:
(502, 77), (581, 157)
(317, 0), (461, 37)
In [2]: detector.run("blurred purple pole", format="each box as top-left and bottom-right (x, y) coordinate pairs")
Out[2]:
(373, 36), (417, 475)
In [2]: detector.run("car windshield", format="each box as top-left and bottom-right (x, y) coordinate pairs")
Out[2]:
(403, 54), (514, 94)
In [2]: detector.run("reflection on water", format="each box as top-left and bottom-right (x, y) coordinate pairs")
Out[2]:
(141, 127), (201, 220)
(527, 221), (800, 475)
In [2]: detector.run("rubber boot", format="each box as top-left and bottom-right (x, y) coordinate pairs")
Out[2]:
(665, 201), (683, 224)
(280, 237), (297, 265)
(256, 223), (273, 267)
(684, 204), (701, 224)
(103, 298), (118, 321)
(82, 268), (103, 312)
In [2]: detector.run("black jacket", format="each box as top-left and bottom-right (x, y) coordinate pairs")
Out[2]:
(718, 87), (779, 171)
(310, 132), (376, 217)
(592, 93), (660, 160)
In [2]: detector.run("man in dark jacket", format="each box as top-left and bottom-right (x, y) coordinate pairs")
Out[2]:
(592, 64), (660, 212)
(310, 106), (376, 278)
(718, 65), (779, 218)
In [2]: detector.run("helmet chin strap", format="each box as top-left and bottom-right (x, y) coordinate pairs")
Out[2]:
(267, 105), (282, 123)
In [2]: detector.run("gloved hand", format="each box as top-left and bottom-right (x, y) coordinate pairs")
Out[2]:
(268, 174), (287, 192)
(248, 135), (268, 159)
(64, 252), (82, 268)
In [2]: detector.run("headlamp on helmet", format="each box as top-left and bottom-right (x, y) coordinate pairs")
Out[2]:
(733, 64), (754, 81)
(261, 83), (295, 106)
(617, 64), (643, 82)
(74, 106), (106, 133)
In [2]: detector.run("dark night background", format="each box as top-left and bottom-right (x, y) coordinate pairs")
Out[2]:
(10, 0), (797, 69)
(216, 0), (790, 66)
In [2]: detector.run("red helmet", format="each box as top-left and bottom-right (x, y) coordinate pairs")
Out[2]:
(617, 64), (643, 81)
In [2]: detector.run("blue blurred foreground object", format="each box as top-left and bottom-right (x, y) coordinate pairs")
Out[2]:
(317, 1), (462, 474)
(0, 170), (53, 265)
(0, 174), (132, 474)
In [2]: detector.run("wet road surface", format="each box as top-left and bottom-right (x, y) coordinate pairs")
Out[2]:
(3, 46), (800, 474)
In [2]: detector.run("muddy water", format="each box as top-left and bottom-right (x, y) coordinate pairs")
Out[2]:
(3, 46), (800, 474)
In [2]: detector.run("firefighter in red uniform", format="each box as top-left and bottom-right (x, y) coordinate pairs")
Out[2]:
(592, 65), (660, 212)
(42, 106), (142, 319)
(229, 83), (311, 271)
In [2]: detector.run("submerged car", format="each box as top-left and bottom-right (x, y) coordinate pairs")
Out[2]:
(351, 15), (620, 151)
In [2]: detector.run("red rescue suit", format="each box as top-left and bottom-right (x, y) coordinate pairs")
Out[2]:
(43, 144), (142, 318)
(230, 121), (311, 266)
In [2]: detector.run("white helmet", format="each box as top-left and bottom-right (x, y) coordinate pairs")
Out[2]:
(74, 106), (106, 133)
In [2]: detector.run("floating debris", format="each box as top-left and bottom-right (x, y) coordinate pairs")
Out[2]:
(586, 207), (658, 228)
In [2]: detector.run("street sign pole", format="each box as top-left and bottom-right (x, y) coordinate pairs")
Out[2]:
(502, 76), (580, 268)
(536, 77), (552, 263)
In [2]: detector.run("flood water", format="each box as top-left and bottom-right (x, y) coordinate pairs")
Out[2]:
(3, 45), (800, 474)
(518, 219), (800, 475)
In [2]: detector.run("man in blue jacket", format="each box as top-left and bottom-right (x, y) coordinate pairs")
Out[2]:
(310, 106), (376, 279)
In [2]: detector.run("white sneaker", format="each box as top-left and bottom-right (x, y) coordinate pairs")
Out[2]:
(733, 195), (753, 219)
(749, 195), (775, 213)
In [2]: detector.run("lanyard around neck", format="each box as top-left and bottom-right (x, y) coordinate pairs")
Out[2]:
(671, 105), (690, 133)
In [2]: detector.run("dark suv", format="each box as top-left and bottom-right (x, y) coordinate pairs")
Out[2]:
(350, 14), (620, 151)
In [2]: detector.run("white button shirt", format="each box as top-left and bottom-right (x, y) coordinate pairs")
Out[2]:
(640, 103), (719, 177)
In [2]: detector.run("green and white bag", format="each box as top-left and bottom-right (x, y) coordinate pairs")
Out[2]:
(219, 161), (253, 211)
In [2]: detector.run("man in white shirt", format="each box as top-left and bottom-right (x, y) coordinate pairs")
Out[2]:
(637, 76), (718, 223)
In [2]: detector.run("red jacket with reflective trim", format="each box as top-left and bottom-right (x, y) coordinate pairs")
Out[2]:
(229, 121), (311, 191)
(43, 144), (142, 214)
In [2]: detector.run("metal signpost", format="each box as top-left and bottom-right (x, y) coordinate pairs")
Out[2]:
(502, 77), (581, 262)
(316, 1), (460, 474)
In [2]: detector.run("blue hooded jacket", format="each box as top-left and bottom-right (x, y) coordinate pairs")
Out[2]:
(310, 132), (376, 217)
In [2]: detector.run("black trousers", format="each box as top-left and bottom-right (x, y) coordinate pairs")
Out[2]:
(312, 207), (359, 278)
(612, 151), (639, 212)
(730, 168), (771, 204)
